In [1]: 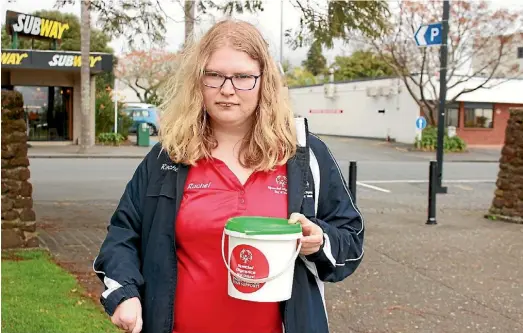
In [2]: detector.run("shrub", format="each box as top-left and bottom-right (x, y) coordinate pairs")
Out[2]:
(415, 126), (467, 152)
(95, 89), (133, 139)
(97, 132), (125, 146)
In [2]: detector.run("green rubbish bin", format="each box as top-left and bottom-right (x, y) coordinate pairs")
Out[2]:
(137, 123), (150, 147)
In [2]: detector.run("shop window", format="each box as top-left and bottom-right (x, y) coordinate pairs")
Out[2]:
(445, 108), (459, 127)
(14, 85), (72, 141)
(464, 107), (493, 128)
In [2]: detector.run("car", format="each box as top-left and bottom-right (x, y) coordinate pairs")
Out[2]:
(122, 103), (161, 136)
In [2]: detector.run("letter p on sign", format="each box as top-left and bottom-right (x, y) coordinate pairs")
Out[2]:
(430, 27), (439, 41)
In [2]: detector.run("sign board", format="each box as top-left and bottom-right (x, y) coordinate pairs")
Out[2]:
(1, 50), (113, 73)
(415, 22), (443, 47)
(416, 116), (427, 130)
(309, 109), (343, 114)
(5, 11), (70, 41)
(447, 126), (456, 138)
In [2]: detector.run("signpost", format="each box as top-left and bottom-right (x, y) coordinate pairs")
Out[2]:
(415, 0), (450, 225)
(415, 116), (427, 150)
(416, 116), (427, 130)
(415, 22), (443, 47)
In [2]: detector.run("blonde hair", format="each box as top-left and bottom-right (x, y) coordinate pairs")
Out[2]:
(158, 19), (297, 171)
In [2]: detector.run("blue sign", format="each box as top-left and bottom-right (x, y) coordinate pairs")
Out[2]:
(415, 22), (443, 46)
(416, 116), (427, 130)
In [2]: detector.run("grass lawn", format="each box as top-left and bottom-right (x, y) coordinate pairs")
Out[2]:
(1, 249), (119, 333)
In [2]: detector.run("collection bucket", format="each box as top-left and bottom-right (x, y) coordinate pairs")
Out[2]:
(221, 216), (302, 302)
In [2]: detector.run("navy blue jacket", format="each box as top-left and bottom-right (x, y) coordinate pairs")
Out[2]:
(94, 121), (365, 333)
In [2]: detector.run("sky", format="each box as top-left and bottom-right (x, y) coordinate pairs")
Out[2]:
(0, 0), (351, 66)
(2, 0), (522, 67)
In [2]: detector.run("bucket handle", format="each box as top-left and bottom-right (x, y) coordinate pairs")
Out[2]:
(221, 231), (302, 284)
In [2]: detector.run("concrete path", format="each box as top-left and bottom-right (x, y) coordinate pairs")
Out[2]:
(35, 198), (523, 333)
(28, 136), (501, 163)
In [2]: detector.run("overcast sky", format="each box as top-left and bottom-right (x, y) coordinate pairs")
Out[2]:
(2, 0), (522, 67)
(1, 0), (350, 66)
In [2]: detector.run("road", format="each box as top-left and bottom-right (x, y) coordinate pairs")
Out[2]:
(30, 158), (498, 198)
(29, 137), (500, 214)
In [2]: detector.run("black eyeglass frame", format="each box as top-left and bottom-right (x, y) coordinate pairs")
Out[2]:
(202, 71), (262, 91)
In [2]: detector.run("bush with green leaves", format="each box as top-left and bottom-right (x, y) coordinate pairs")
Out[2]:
(95, 89), (133, 139)
(97, 133), (125, 146)
(415, 126), (467, 152)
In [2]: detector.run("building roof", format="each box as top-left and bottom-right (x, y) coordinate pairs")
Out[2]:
(450, 78), (523, 104)
(413, 75), (523, 104)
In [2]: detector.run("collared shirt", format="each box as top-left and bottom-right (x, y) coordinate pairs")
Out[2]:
(173, 158), (288, 333)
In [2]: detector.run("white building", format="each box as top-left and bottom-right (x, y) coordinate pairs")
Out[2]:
(289, 77), (523, 146)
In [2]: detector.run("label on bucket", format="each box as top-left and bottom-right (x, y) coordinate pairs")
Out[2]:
(230, 244), (269, 293)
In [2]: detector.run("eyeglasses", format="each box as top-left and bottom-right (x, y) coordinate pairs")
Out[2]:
(202, 71), (261, 91)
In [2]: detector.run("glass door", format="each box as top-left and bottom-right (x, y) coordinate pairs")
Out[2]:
(14, 86), (73, 141)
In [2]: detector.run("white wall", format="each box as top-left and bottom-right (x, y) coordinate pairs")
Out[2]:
(114, 79), (141, 103)
(289, 78), (420, 144)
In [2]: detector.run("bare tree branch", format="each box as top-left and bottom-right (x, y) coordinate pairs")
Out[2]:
(367, 0), (523, 125)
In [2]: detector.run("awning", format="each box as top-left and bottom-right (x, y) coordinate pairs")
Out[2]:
(1, 49), (113, 73)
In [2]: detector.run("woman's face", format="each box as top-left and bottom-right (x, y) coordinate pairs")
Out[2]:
(202, 46), (261, 129)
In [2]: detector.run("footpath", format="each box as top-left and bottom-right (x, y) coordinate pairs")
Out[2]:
(29, 137), (502, 163)
(35, 197), (523, 333)
(28, 144), (150, 159)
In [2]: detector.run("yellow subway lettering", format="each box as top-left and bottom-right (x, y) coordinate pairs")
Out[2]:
(40, 19), (53, 37)
(73, 56), (82, 67)
(90, 56), (102, 67)
(48, 22), (59, 38)
(57, 23), (69, 39)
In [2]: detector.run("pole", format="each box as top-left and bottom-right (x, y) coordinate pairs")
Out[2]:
(114, 80), (118, 134)
(348, 161), (357, 204)
(426, 160), (438, 225)
(436, 0), (449, 194)
(12, 32), (18, 49)
(280, 0), (284, 64)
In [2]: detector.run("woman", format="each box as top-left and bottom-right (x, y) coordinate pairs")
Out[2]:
(94, 19), (364, 333)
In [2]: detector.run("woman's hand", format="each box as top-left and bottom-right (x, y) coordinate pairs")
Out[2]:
(111, 297), (143, 333)
(289, 213), (324, 255)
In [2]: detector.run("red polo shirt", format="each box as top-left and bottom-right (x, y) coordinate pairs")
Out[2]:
(173, 158), (287, 333)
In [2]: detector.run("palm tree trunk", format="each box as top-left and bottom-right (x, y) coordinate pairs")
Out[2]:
(184, 0), (196, 45)
(79, 0), (92, 152)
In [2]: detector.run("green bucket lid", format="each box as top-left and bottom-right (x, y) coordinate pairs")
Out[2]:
(225, 216), (302, 236)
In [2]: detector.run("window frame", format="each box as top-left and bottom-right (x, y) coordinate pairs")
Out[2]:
(463, 103), (494, 129)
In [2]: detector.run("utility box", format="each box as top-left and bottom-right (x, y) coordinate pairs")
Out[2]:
(137, 123), (150, 147)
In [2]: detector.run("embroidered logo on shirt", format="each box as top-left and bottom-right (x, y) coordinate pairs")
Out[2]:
(268, 175), (287, 194)
(187, 182), (212, 190)
(304, 180), (313, 198)
(161, 163), (178, 172)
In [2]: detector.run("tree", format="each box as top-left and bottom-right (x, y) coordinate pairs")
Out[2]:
(368, 1), (523, 125)
(302, 41), (327, 76)
(115, 50), (179, 105)
(285, 66), (318, 87)
(54, 0), (264, 48)
(79, 0), (91, 152)
(1, 10), (112, 53)
(286, 0), (390, 49)
(330, 50), (395, 81)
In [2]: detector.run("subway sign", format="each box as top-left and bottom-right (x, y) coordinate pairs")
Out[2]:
(1, 50), (113, 73)
(5, 10), (70, 40)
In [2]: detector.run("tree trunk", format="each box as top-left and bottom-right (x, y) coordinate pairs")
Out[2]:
(184, 0), (196, 45)
(79, 0), (92, 152)
(420, 103), (437, 126)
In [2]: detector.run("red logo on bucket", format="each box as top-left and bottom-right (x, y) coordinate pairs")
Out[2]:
(230, 244), (269, 293)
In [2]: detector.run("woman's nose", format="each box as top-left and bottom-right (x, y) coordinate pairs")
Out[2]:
(220, 78), (236, 95)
